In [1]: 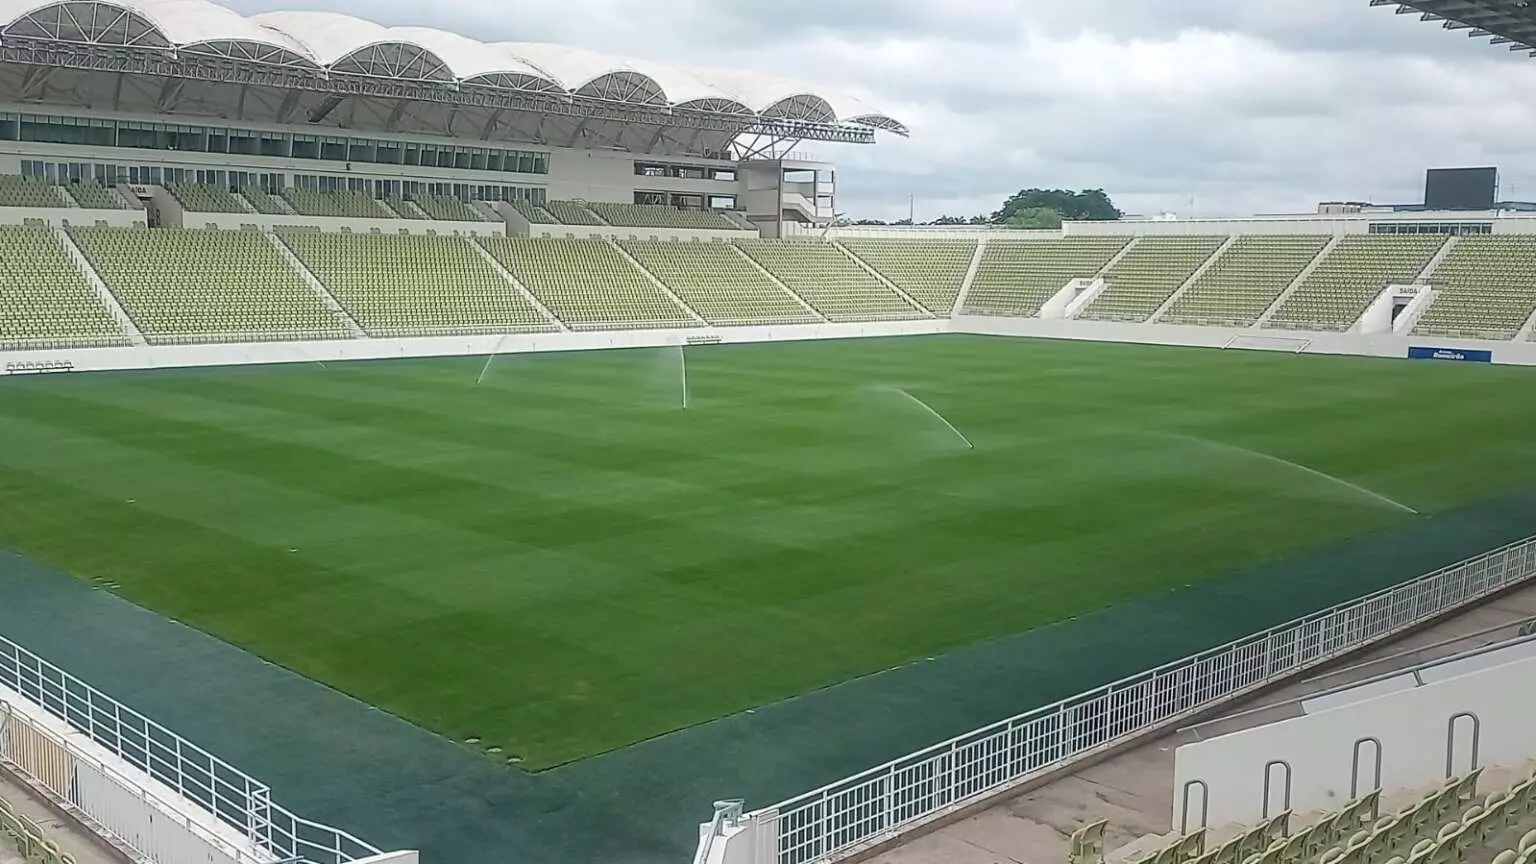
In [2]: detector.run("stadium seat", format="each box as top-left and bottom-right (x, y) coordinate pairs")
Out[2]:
(511, 200), (559, 224)
(412, 195), (491, 222)
(0, 174), (67, 208)
(620, 240), (819, 326)
(280, 188), (394, 219)
(543, 200), (608, 226)
(63, 182), (127, 209)
(1160, 235), (1329, 326)
(962, 237), (1130, 316)
(839, 239), (978, 314)
(477, 237), (693, 329)
(734, 239), (927, 322)
(588, 202), (737, 230)
(69, 226), (348, 344)
(1411, 236), (1536, 340)
(1079, 236), (1227, 322)
(240, 188), (291, 215)
(1267, 236), (1447, 331)
(720, 211), (757, 231)
(170, 183), (251, 214)
(381, 196), (427, 219)
(0, 224), (128, 350)
(278, 230), (555, 337)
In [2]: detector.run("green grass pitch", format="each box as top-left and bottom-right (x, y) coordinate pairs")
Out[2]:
(1, 334), (1534, 769)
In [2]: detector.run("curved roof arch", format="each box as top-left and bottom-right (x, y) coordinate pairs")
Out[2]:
(252, 10), (453, 81)
(0, 0), (907, 131)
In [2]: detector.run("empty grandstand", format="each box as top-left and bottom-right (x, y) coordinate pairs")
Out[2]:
(1160, 235), (1330, 326)
(619, 240), (820, 325)
(0, 225), (126, 350)
(838, 239), (978, 314)
(1413, 236), (1536, 340)
(736, 239), (928, 321)
(962, 237), (1129, 316)
(1080, 236), (1226, 322)
(1266, 235), (1447, 331)
(478, 237), (695, 329)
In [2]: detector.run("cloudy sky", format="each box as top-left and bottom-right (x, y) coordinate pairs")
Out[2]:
(222, 0), (1536, 221)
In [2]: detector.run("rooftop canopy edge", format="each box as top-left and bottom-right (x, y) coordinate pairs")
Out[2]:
(1370, 0), (1536, 55)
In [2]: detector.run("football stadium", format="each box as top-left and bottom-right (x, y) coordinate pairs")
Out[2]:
(6, 2), (1536, 864)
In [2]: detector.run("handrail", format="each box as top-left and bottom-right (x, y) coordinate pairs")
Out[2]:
(0, 634), (381, 863)
(724, 534), (1536, 864)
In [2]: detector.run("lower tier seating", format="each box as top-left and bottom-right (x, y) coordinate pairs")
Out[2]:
(278, 231), (554, 337)
(962, 237), (1130, 316)
(69, 227), (347, 344)
(0, 225), (127, 349)
(477, 237), (693, 329)
(1160, 235), (1329, 326)
(1266, 235), (1447, 331)
(1413, 236), (1536, 340)
(1079, 236), (1226, 322)
(735, 240), (927, 322)
(620, 240), (818, 326)
(839, 239), (977, 314)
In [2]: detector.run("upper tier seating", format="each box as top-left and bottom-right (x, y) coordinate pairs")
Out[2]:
(171, 184), (250, 214)
(1080, 236), (1226, 322)
(278, 231), (553, 337)
(543, 200), (607, 226)
(70, 227), (347, 344)
(1413, 236), (1536, 340)
(962, 237), (1130, 316)
(0, 175), (65, 208)
(381, 196), (426, 219)
(735, 239), (927, 322)
(280, 188), (393, 219)
(413, 195), (490, 222)
(620, 240), (819, 326)
(1267, 235), (1447, 331)
(64, 182), (127, 209)
(721, 211), (757, 231)
(477, 237), (692, 330)
(589, 202), (737, 230)
(511, 200), (558, 224)
(0, 225), (127, 350)
(240, 188), (290, 215)
(839, 239), (977, 314)
(1160, 235), (1329, 326)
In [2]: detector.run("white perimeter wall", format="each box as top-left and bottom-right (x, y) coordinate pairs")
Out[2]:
(1172, 653), (1536, 829)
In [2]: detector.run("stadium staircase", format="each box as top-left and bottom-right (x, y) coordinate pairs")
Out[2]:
(1158, 235), (1331, 327)
(1412, 236), (1536, 341)
(952, 238), (988, 316)
(1252, 234), (1343, 328)
(1079, 236), (1226, 323)
(618, 240), (821, 326)
(1260, 235), (1448, 332)
(476, 237), (694, 330)
(837, 238), (977, 314)
(0, 225), (131, 350)
(961, 237), (1130, 316)
(604, 239), (708, 325)
(52, 226), (143, 345)
(831, 242), (936, 317)
(735, 239), (928, 322)
(263, 233), (366, 337)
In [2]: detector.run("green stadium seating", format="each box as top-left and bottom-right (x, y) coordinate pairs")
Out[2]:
(414, 195), (491, 222)
(70, 227), (348, 344)
(620, 240), (819, 326)
(962, 237), (1129, 316)
(1160, 235), (1329, 326)
(735, 239), (927, 322)
(543, 200), (607, 226)
(170, 183), (250, 214)
(381, 196), (426, 219)
(839, 239), (978, 314)
(280, 188), (393, 219)
(511, 200), (558, 225)
(477, 237), (693, 329)
(1079, 236), (1227, 322)
(240, 188), (290, 215)
(721, 211), (756, 231)
(0, 175), (65, 208)
(1413, 236), (1536, 340)
(63, 182), (126, 209)
(589, 202), (736, 230)
(1266, 236), (1447, 331)
(0, 225), (127, 349)
(278, 230), (554, 337)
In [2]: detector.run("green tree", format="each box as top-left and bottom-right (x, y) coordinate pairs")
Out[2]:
(1004, 206), (1065, 229)
(991, 188), (1122, 225)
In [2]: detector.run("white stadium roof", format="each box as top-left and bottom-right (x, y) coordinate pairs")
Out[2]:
(0, 0), (906, 136)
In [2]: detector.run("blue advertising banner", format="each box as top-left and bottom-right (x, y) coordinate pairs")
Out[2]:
(1407, 346), (1493, 363)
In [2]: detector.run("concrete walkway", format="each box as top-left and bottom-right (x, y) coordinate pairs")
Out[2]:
(868, 583), (1536, 864)
(0, 769), (130, 864)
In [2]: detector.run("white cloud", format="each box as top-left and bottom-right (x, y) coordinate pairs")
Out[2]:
(220, 0), (1536, 220)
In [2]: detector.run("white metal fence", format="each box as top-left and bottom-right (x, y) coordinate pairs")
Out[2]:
(0, 633), (382, 864)
(716, 535), (1536, 864)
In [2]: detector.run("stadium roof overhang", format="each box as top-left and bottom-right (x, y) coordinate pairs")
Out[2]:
(1370, 0), (1536, 56)
(0, 0), (908, 157)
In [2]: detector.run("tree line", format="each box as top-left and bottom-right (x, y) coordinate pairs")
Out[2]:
(852, 188), (1122, 229)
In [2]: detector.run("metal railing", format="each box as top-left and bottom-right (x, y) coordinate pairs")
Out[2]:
(0, 633), (381, 864)
(728, 535), (1536, 864)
